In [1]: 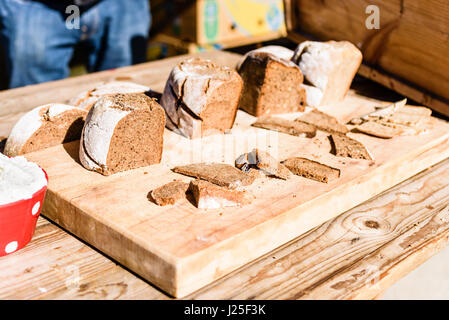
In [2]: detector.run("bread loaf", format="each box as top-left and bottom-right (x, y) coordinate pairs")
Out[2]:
(69, 81), (150, 111)
(292, 41), (362, 107)
(79, 93), (165, 176)
(238, 46), (306, 116)
(160, 58), (243, 139)
(4, 104), (87, 156)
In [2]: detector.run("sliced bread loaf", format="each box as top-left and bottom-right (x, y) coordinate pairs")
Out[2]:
(4, 104), (87, 156)
(69, 81), (150, 111)
(160, 58), (243, 139)
(79, 93), (165, 176)
(237, 46), (306, 116)
(292, 41), (362, 107)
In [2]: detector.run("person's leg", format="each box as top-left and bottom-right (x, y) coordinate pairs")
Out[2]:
(81, 0), (151, 72)
(0, 0), (80, 88)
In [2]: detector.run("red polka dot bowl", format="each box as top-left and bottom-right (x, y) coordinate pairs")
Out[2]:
(0, 168), (48, 257)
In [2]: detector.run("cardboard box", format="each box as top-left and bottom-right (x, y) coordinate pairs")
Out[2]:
(162, 0), (287, 47)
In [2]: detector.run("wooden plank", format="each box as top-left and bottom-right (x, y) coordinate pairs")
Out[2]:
(23, 80), (449, 297)
(189, 158), (449, 299)
(287, 0), (449, 115)
(0, 217), (164, 300)
(2, 158), (449, 300)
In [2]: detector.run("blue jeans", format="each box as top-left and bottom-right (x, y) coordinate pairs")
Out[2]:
(0, 0), (151, 88)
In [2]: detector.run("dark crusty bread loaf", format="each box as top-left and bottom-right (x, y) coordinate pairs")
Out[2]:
(238, 46), (306, 117)
(4, 104), (87, 156)
(160, 58), (243, 139)
(292, 41), (362, 107)
(79, 93), (165, 176)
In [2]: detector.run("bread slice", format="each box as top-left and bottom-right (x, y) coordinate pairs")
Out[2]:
(79, 93), (165, 176)
(150, 181), (189, 206)
(188, 179), (252, 209)
(69, 81), (150, 110)
(235, 148), (291, 180)
(292, 41), (362, 107)
(382, 107), (431, 126)
(252, 116), (316, 138)
(237, 46), (306, 116)
(4, 104), (87, 156)
(172, 163), (254, 189)
(295, 109), (348, 134)
(356, 121), (404, 139)
(329, 134), (373, 160)
(282, 157), (340, 183)
(375, 119), (423, 135)
(160, 58), (243, 139)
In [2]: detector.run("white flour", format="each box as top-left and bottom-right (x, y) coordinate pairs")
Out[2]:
(0, 154), (47, 205)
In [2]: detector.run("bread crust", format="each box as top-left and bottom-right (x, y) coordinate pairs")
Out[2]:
(238, 46), (306, 117)
(160, 58), (243, 139)
(79, 93), (165, 175)
(292, 41), (362, 107)
(69, 81), (150, 110)
(4, 104), (87, 156)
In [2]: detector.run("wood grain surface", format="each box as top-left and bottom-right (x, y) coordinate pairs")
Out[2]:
(1, 158), (449, 300)
(18, 51), (449, 297)
(2, 51), (449, 299)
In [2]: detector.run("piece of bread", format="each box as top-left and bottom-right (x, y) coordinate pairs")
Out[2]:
(188, 179), (252, 209)
(282, 157), (340, 183)
(329, 134), (373, 160)
(4, 104), (87, 156)
(150, 181), (189, 206)
(252, 116), (316, 138)
(356, 121), (404, 139)
(160, 58), (243, 139)
(237, 46), (306, 117)
(172, 163), (255, 189)
(69, 81), (150, 111)
(381, 106), (432, 126)
(235, 148), (292, 180)
(295, 109), (348, 134)
(292, 41), (362, 107)
(79, 93), (165, 176)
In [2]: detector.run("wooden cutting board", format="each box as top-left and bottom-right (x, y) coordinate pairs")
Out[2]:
(24, 78), (449, 298)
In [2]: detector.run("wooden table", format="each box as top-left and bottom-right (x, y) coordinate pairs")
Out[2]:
(1, 51), (449, 300)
